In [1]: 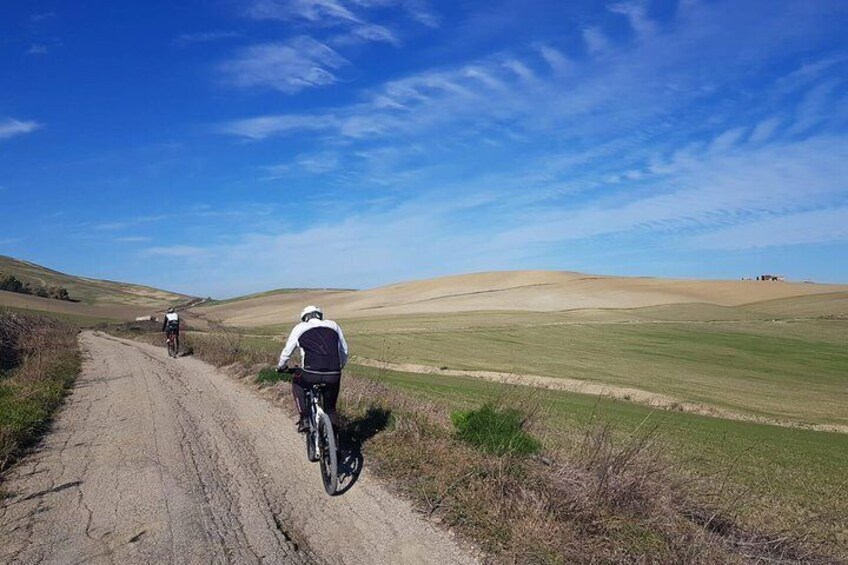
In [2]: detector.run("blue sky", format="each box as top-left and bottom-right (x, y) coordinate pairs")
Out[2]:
(2, 0), (847, 297)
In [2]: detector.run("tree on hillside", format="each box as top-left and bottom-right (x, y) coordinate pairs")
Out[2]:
(0, 273), (72, 301)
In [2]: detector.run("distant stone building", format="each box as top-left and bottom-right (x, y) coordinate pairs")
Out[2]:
(758, 274), (784, 281)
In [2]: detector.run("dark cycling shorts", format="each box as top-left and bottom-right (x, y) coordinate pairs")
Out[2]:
(291, 370), (341, 417)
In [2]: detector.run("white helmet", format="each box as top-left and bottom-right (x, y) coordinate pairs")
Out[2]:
(300, 305), (323, 322)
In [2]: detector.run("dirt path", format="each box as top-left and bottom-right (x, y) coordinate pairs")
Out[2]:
(0, 332), (477, 565)
(353, 357), (848, 435)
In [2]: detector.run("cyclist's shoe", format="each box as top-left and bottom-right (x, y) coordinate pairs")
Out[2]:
(296, 417), (308, 433)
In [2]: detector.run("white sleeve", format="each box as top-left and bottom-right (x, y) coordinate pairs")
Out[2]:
(278, 323), (306, 367)
(334, 322), (349, 368)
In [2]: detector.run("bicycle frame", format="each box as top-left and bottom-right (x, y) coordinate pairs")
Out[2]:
(306, 387), (326, 453)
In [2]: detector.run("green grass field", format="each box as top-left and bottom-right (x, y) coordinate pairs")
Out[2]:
(345, 362), (848, 544)
(0, 305), (115, 328)
(344, 318), (848, 426)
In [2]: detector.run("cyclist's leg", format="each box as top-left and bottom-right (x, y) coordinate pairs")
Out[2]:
(318, 374), (341, 427)
(291, 370), (310, 426)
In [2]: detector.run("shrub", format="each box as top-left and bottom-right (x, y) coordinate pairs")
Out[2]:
(0, 274), (72, 301)
(255, 366), (290, 385)
(451, 403), (542, 457)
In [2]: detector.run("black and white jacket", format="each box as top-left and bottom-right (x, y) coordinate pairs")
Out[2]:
(278, 318), (349, 375)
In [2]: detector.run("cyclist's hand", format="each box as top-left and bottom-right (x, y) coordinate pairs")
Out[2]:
(276, 365), (286, 374)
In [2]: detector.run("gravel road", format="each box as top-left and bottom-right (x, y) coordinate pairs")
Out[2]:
(0, 332), (476, 565)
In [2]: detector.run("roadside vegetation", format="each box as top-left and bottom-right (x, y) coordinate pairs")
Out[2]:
(108, 321), (847, 562)
(0, 311), (80, 473)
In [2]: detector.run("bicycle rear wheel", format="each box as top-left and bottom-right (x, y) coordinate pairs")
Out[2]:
(167, 338), (176, 358)
(306, 424), (319, 462)
(317, 412), (338, 495)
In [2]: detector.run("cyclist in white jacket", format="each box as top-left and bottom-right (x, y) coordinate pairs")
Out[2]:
(162, 307), (180, 341)
(278, 305), (349, 432)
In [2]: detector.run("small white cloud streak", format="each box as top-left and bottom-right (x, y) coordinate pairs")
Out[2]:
(245, 0), (359, 23)
(0, 119), (41, 140)
(142, 245), (212, 259)
(27, 43), (48, 55)
(220, 37), (348, 93)
(174, 31), (239, 46)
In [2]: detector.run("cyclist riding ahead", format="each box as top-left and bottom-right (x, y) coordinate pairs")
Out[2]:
(277, 306), (349, 433)
(162, 307), (180, 351)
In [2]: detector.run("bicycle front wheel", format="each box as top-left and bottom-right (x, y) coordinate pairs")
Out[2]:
(317, 412), (338, 495)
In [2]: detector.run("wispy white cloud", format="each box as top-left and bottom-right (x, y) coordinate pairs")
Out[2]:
(748, 117), (781, 144)
(219, 113), (339, 139)
(295, 152), (340, 173)
(220, 37), (348, 93)
(582, 26), (611, 55)
(245, 0), (436, 29)
(609, 1), (656, 38)
(245, 0), (359, 24)
(331, 23), (399, 46)
(137, 129), (848, 294)
(787, 79), (840, 136)
(0, 119), (41, 140)
(94, 215), (167, 231)
(692, 207), (848, 250)
(194, 0), (848, 290)
(116, 236), (153, 243)
(30, 12), (56, 23)
(536, 45), (570, 74)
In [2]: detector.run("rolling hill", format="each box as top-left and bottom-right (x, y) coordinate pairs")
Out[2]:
(192, 270), (848, 327)
(0, 256), (195, 321)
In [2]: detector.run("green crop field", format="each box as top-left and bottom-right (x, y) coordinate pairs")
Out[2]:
(0, 305), (114, 328)
(344, 317), (848, 426)
(344, 363), (848, 547)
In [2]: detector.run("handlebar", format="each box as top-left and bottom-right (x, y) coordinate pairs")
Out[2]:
(276, 366), (300, 374)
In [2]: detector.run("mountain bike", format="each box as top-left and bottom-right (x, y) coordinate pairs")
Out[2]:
(165, 331), (179, 358)
(279, 367), (338, 495)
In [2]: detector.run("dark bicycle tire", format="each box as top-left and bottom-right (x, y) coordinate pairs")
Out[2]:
(167, 337), (177, 358)
(317, 412), (338, 495)
(306, 422), (319, 462)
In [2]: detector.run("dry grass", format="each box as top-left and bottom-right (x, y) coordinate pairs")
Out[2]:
(108, 321), (275, 368)
(0, 312), (80, 473)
